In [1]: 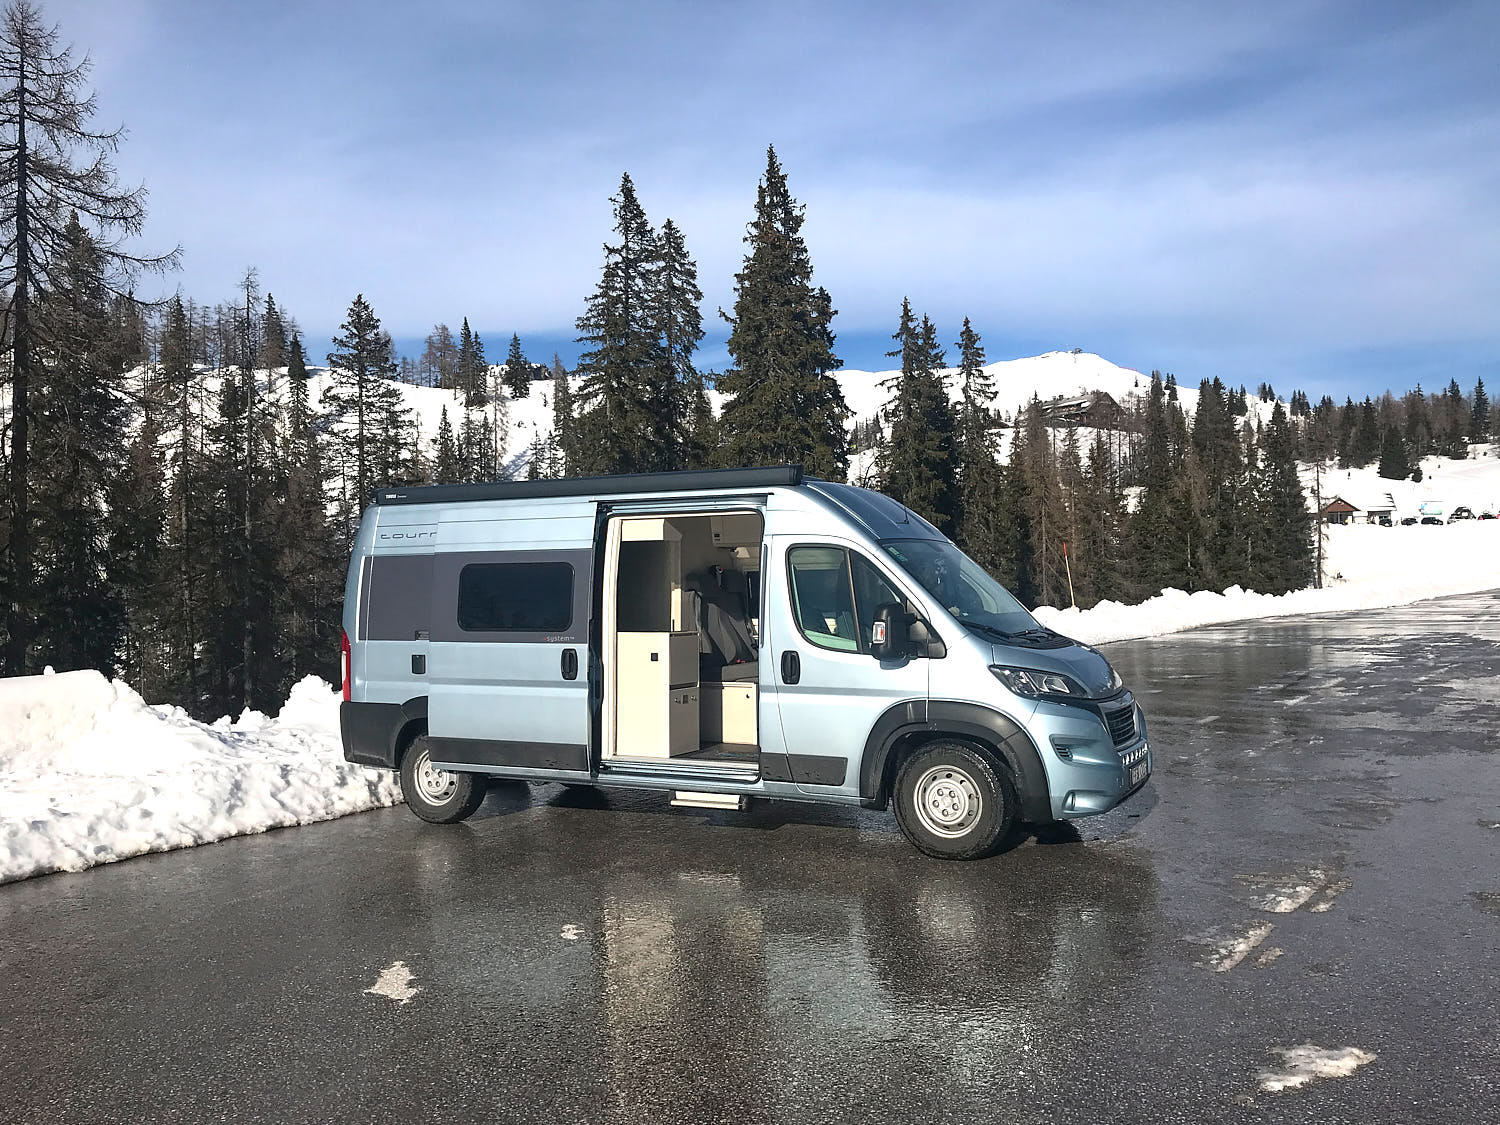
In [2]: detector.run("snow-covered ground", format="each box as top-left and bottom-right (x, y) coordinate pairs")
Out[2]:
(0, 671), (400, 885)
(1036, 518), (1500, 645)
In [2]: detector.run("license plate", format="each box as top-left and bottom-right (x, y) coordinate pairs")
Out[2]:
(1129, 762), (1149, 788)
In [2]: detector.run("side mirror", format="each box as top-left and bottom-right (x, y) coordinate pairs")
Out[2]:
(870, 602), (908, 661)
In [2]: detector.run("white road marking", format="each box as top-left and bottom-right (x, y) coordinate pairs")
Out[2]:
(1197, 714), (1220, 725)
(1309, 878), (1352, 912)
(1259, 1045), (1376, 1092)
(1254, 946), (1284, 967)
(364, 960), (419, 1005)
(560, 924), (582, 941)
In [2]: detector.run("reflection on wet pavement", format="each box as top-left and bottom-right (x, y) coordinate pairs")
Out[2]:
(0, 591), (1497, 1123)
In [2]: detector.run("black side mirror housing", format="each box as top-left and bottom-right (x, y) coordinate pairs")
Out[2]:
(871, 602), (908, 661)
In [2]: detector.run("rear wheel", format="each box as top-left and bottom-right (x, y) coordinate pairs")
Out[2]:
(893, 741), (1016, 860)
(400, 736), (488, 824)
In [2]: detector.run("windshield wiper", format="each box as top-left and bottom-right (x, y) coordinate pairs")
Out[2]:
(963, 622), (1023, 642)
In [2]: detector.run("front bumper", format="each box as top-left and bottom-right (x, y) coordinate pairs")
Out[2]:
(1027, 694), (1152, 820)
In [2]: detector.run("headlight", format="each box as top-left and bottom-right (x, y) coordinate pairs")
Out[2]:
(990, 665), (1087, 699)
(1107, 664), (1123, 692)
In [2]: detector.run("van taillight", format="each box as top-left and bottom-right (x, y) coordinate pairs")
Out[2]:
(340, 629), (351, 701)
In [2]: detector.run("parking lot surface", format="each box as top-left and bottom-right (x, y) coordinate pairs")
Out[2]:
(2, 591), (1498, 1123)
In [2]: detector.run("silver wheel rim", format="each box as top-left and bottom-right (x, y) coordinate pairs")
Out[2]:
(913, 764), (982, 838)
(413, 746), (459, 804)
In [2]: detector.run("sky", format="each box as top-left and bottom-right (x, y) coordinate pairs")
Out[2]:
(45, 0), (1500, 398)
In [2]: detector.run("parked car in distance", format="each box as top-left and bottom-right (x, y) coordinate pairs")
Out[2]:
(1421, 516), (1444, 525)
(1377, 513), (1393, 527)
(1480, 512), (1497, 520)
(1449, 506), (1475, 521)
(1401, 516), (1419, 526)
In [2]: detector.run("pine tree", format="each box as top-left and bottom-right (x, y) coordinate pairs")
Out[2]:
(1377, 424), (1412, 480)
(574, 172), (663, 474)
(504, 333), (531, 398)
(879, 300), (958, 532)
(0, 0), (179, 671)
(717, 146), (848, 478)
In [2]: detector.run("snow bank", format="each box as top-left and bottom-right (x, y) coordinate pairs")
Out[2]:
(0, 671), (401, 885)
(1035, 521), (1500, 645)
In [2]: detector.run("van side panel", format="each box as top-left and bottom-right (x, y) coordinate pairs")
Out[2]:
(426, 505), (597, 775)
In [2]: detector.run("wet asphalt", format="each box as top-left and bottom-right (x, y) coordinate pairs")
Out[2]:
(2, 592), (1499, 1124)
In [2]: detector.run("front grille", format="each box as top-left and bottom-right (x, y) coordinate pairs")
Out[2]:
(1105, 704), (1137, 748)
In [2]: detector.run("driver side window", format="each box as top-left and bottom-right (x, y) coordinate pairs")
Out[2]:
(787, 546), (905, 654)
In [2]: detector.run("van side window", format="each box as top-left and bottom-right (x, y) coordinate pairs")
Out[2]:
(787, 547), (905, 654)
(457, 562), (573, 633)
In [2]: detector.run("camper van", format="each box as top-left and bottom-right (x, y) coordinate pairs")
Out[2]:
(339, 466), (1150, 859)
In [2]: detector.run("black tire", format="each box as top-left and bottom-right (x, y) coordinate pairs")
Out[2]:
(892, 740), (1017, 860)
(399, 736), (488, 824)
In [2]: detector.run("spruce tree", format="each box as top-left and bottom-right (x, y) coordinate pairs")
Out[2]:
(879, 300), (958, 532)
(574, 172), (662, 474)
(953, 318), (1002, 563)
(156, 294), (202, 709)
(1349, 398), (1382, 466)
(29, 216), (130, 672)
(323, 294), (404, 528)
(286, 332), (308, 382)
(0, 0), (179, 671)
(550, 355), (576, 476)
(262, 293), (287, 375)
(1377, 424), (1412, 480)
(656, 217), (705, 469)
(504, 332), (531, 398)
(717, 146), (848, 478)
(1251, 402), (1313, 595)
(433, 406), (462, 484)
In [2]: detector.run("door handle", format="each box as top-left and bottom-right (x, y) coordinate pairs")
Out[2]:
(561, 648), (578, 680)
(780, 650), (801, 685)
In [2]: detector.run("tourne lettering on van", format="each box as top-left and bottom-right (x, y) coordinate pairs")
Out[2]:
(378, 530), (437, 540)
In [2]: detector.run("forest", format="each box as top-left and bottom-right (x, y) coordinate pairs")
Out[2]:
(0, 1), (1491, 720)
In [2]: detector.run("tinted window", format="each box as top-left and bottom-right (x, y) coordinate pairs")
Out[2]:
(457, 563), (573, 632)
(788, 547), (906, 654)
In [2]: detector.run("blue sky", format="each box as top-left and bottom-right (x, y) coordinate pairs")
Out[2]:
(50, 0), (1500, 397)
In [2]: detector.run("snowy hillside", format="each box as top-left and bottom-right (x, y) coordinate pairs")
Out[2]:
(1307, 445), (1500, 520)
(282, 349), (1273, 484)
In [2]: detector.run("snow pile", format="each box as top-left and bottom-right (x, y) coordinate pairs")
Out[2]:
(1035, 520), (1500, 645)
(1258, 1045), (1376, 1093)
(0, 670), (401, 884)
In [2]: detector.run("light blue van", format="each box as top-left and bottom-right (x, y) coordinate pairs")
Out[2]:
(339, 466), (1150, 859)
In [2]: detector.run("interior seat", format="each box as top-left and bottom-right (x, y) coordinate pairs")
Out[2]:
(685, 568), (758, 682)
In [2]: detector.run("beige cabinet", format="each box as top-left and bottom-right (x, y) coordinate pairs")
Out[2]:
(616, 631), (700, 758)
(701, 682), (757, 746)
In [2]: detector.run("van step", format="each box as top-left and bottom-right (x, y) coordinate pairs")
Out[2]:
(671, 791), (747, 811)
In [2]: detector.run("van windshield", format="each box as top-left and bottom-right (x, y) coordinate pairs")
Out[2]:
(880, 538), (1039, 639)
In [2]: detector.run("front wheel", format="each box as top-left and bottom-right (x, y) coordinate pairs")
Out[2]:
(893, 741), (1017, 860)
(400, 736), (488, 824)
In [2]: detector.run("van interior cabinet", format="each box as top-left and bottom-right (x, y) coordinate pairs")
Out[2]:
(700, 682), (757, 745)
(616, 631), (700, 757)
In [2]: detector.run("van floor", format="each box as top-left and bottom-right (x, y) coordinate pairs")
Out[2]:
(678, 742), (759, 765)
